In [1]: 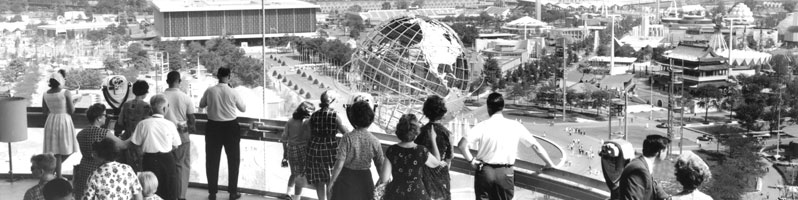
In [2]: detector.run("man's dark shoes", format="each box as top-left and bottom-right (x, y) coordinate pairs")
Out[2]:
(230, 192), (242, 200)
(208, 194), (216, 200)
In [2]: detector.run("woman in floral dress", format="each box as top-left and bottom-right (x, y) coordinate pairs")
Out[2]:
(415, 95), (454, 200)
(379, 114), (444, 200)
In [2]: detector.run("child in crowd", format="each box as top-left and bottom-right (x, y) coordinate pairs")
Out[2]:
(139, 171), (164, 200)
(25, 154), (58, 200)
(43, 178), (73, 200)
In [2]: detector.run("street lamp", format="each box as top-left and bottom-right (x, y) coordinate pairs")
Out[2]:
(762, 85), (786, 157)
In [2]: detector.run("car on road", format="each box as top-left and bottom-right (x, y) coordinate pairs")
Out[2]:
(697, 134), (714, 141)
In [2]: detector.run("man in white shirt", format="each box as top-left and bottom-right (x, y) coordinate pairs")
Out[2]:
(162, 71), (196, 200)
(457, 92), (557, 200)
(128, 94), (181, 200)
(199, 67), (246, 200)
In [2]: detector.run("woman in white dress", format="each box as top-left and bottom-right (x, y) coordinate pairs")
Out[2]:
(42, 71), (78, 177)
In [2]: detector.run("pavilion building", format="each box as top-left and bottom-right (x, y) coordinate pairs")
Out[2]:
(653, 43), (731, 92)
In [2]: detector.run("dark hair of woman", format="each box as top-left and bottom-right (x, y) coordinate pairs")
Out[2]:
(395, 114), (420, 142)
(48, 78), (60, 89)
(347, 101), (374, 129)
(93, 138), (119, 161)
(292, 101), (316, 120)
(85, 103), (107, 123)
(423, 95), (447, 121)
(132, 80), (149, 96)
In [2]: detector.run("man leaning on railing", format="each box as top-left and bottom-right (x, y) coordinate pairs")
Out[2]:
(458, 92), (557, 200)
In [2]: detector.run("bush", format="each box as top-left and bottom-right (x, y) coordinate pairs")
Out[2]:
(269, 55), (273, 59)
(301, 72), (307, 77)
(307, 75), (313, 81)
(277, 74), (283, 79)
(319, 83), (325, 88)
(313, 79), (319, 85)
(287, 81), (293, 86)
(299, 89), (305, 94)
(272, 71), (278, 76)
(293, 85), (299, 90)
(282, 78), (287, 83)
(297, 70), (301, 74)
(282, 63), (286, 66)
(306, 93), (312, 99)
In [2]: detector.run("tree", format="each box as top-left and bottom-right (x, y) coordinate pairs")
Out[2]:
(381, 2), (391, 10)
(743, 0), (757, 12)
(396, 0), (409, 9)
(483, 56), (502, 91)
(85, 30), (108, 44)
(615, 44), (636, 57)
(691, 85), (722, 123)
(10, 15), (23, 22)
(65, 69), (104, 89)
(10, 3), (24, 14)
(197, 37), (269, 88)
(784, 2), (796, 12)
(103, 56), (123, 73)
(450, 23), (479, 47)
(591, 90), (611, 115)
(710, 1), (727, 16)
(705, 135), (768, 200)
(343, 13), (365, 33)
(770, 54), (792, 76)
(185, 41), (207, 68)
(411, 0), (424, 8)
(347, 5), (362, 13)
(2, 59), (26, 85)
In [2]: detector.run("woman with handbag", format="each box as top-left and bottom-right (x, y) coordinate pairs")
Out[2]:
(377, 114), (444, 200)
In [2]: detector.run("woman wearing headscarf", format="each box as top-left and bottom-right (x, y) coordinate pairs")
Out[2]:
(304, 90), (349, 200)
(42, 70), (78, 177)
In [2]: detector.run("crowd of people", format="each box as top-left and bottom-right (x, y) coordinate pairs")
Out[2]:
(33, 68), (234, 200)
(29, 66), (716, 200)
(603, 135), (714, 200)
(279, 92), (557, 200)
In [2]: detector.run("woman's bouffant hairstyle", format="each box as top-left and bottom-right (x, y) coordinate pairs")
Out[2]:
(395, 114), (421, 142)
(132, 80), (149, 96)
(85, 103), (107, 123)
(292, 101), (316, 120)
(423, 95), (447, 121)
(674, 152), (712, 192)
(347, 101), (374, 129)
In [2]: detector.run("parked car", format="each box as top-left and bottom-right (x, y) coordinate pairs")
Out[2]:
(697, 134), (714, 141)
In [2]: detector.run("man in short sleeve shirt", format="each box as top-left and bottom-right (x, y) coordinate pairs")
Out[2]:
(162, 71), (196, 200)
(128, 94), (181, 200)
(458, 93), (557, 200)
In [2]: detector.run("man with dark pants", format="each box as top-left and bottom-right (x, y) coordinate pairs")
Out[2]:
(162, 71), (196, 200)
(200, 67), (246, 200)
(618, 135), (671, 200)
(458, 93), (557, 200)
(128, 94), (181, 200)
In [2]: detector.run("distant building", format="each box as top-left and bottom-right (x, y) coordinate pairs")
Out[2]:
(359, 8), (460, 25)
(152, 0), (319, 41)
(652, 43), (731, 92)
(587, 56), (638, 75)
(313, 0), (477, 13)
(483, 6), (512, 20)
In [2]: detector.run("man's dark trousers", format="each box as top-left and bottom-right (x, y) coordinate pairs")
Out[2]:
(143, 152), (179, 200)
(474, 165), (514, 200)
(205, 120), (241, 196)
